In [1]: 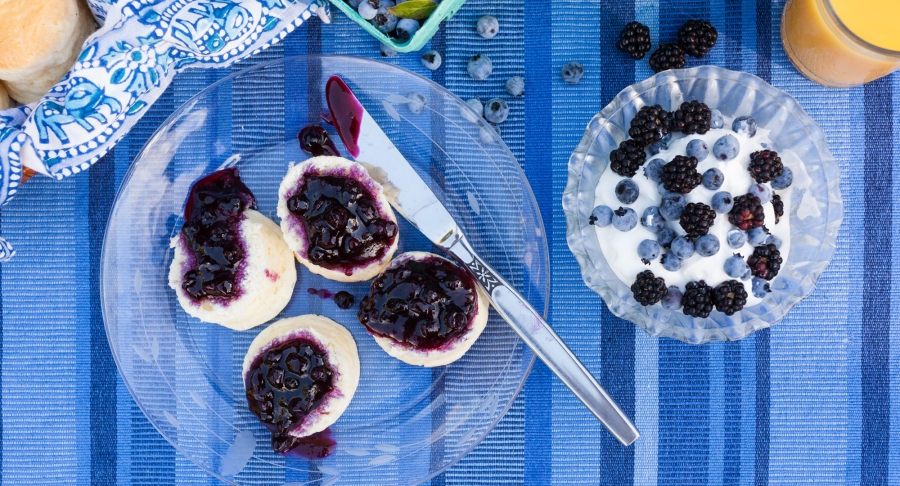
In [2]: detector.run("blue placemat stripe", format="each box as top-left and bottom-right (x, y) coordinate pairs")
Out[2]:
(862, 75), (892, 486)
(891, 73), (900, 486)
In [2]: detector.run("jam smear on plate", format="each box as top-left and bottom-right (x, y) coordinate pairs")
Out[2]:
(325, 76), (364, 158)
(278, 428), (337, 459)
(287, 175), (397, 273)
(245, 337), (335, 453)
(298, 126), (341, 157)
(358, 257), (478, 350)
(180, 168), (256, 301)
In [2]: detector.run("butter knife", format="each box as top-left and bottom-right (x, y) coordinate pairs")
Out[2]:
(325, 76), (639, 446)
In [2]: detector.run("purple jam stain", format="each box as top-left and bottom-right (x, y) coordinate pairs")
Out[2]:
(333, 291), (354, 310)
(325, 76), (363, 158)
(358, 257), (478, 350)
(245, 337), (335, 454)
(287, 175), (397, 274)
(298, 126), (341, 157)
(307, 287), (334, 299)
(180, 168), (257, 301)
(281, 428), (337, 459)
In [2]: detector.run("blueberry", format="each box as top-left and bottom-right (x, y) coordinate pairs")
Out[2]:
(615, 179), (640, 204)
(661, 285), (684, 309)
(641, 206), (665, 233)
(657, 182), (671, 196)
(561, 62), (584, 85)
(483, 98), (509, 124)
(710, 109), (725, 129)
(771, 166), (793, 190)
(657, 227), (677, 247)
(726, 228), (747, 249)
(395, 18), (420, 42)
(702, 168), (725, 190)
(696, 234), (720, 257)
(766, 234), (783, 249)
(649, 133), (672, 155)
(421, 50), (442, 70)
(661, 253), (683, 272)
(590, 205), (614, 227)
(461, 98), (483, 123)
(659, 193), (686, 220)
(406, 92), (427, 114)
(345, 0), (362, 8)
(644, 158), (665, 182)
(612, 207), (638, 232)
(732, 116), (758, 137)
(741, 267), (752, 281)
(506, 76), (525, 97)
(357, 0), (380, 20)
(748, 183), (772, 204)
(476, 15), (499, 39)
(747, 226), (769, 246)
(687, 139), (710, 161)
(671, 236), (695, 259)
(724, 253), (750, 278)
(711, 191), (734, 213)
(480, 125), (498, 144)
(638, 239), (661, 263)
(751, 277), (771, 298)
(713, 134), (740, 161)
(371, 5), (398, 33)
(380, 43), (398, 57)
(467, 54), (493, 81)
(760, 142), (773, 150)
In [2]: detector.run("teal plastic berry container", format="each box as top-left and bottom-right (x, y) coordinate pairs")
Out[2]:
(329, 0), (467, 52)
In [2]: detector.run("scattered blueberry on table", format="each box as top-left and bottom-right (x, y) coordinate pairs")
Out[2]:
(561, 61), (584, 84)
(506, 76), (524, 97)
(477, 15), (499, 39)
(421, 50), (441, 70)
(483, 98), (509, 124)
(467, 54), (493, 80)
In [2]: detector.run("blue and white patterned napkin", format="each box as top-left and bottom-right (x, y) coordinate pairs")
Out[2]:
(0, 0), (331, 261)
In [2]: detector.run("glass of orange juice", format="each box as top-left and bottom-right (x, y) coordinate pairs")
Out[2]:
(781, 0), (900, 87)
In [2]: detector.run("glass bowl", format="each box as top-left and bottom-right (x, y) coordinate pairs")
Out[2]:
(101, 55), (544, 485)
(562, 66), (842, 344)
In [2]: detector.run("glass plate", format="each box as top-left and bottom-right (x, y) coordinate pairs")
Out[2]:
(101, 55), (545, 485)
(563, 66), (842, 344)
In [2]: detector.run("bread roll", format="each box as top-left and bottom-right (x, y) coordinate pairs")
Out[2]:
(0, 0), (97, 104)
(0, 83), (10, 110)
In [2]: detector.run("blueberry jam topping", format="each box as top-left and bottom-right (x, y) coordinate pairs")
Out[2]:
(245, 337), (334, 453)
(298, 126), (340, 157)
(358, 257), (478, 350)
(325, 76), (364, 158)
(180, 168), (256, 301)
(287, 175), (397, 272)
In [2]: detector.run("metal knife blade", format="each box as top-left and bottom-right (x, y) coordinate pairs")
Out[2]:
(326, 77), (639, 446)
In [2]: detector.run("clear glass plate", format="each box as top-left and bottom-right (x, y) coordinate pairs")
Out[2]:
(101, 55), (544, 485)
(563, 66), (843, 344)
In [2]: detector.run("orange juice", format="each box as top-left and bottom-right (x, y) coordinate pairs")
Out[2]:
(781, 0), (900, 87)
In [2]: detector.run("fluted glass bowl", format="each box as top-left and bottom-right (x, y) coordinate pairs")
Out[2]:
(563, 66), (842, 344)
(101, 55), (544, 485)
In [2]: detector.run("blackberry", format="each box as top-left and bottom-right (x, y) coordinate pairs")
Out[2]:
(609, 139), (647, 177)
(772, 194), (784, 224)
(648, 43), (685, 73)
(678, 20), (718, 58)
(679, 202), (716, 239)
(631, 270), (667, 306)
(748, 150), (784, 183)
(629, 104), (670, 147)
(669, 100), (712, 135)
(682, 280), (714, 318)
(747, 243), (782, 280)
(713, 280), (748, 316)
(728, 194), (766, 231)
(617, 21), (652, 60)
(660, 155), (702, 194)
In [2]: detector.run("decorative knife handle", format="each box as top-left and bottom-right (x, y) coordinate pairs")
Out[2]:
(446, 235), (640, 446)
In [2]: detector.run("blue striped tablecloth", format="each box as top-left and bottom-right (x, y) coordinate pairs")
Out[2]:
(0, 0), (896, 484)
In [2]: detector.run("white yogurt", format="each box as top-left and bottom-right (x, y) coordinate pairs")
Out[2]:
(593, 120), (797, 306)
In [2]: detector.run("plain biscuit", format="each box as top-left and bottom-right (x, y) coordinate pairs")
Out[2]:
(0, 0), (97, 103)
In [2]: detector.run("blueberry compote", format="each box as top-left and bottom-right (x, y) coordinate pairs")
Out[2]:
(181, 168), (256, 301)
(287, 175), (397, 273)
(245, 337), (335, 453)
(358, 256), (478, 350)
(298, 126), (340, 157)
